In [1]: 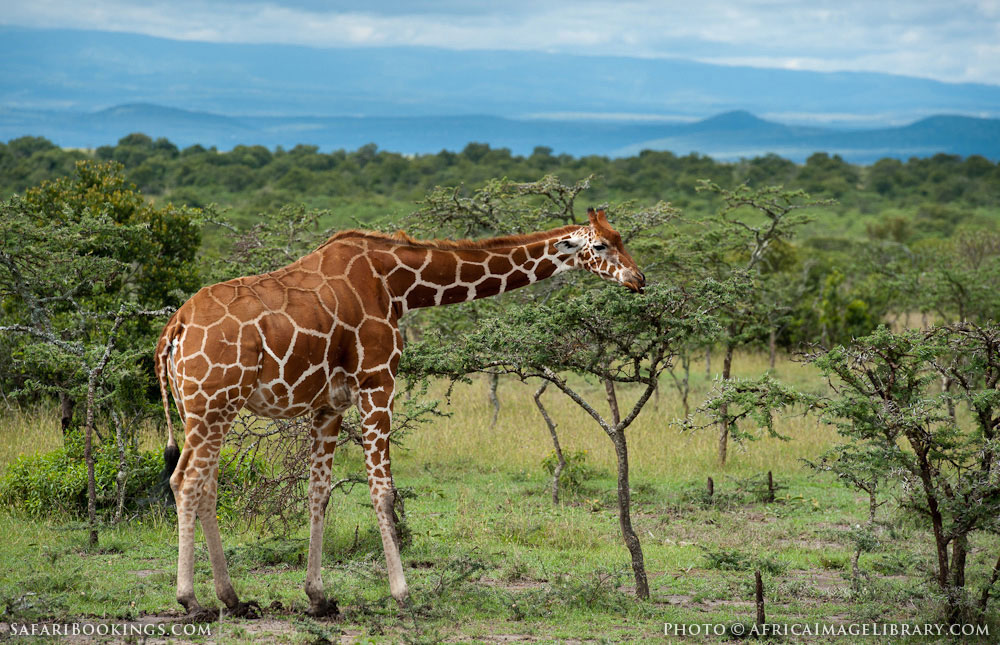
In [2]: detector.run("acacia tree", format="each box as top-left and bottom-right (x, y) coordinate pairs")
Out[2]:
(388, 175), (595, 426)
(0, 160), (200, 432)
(0, 190), (177, 543)
(393, 176), (678, 497)
(677, 182), (827, 464)
(700, 324), (1000, 622)
(404, 276), (734, 598)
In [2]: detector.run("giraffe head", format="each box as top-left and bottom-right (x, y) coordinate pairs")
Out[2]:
(554, 208), (646, 293)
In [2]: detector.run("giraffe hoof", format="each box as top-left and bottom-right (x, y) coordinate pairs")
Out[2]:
(306, 597), (340, 618)
(185, 607), (221, 623)
(227, 600), (262, 619)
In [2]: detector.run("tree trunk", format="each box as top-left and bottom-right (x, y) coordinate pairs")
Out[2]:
(979, 553), (1000, 614)
(680, 353), (691, 418)
(603, 377), (648, 599)
(929, 498), (951, 592)
(768, 328), (777, 370)
(942, 374), (956, 422)
(487, 373), (500, 430)
(717, 343), (735, 466)
(533, 382), (565, 505)
(604, 378), (621, 427)
(948, 534), (968, 623)
(754, 570), (766, 626)
(112, 411), (128, 524)
(611, 431), (649, 599)
(60, 391), (74, 437)
(84, 372), (100, 547)
(666, 357), (692, 418)
(853, 488), (878, 588)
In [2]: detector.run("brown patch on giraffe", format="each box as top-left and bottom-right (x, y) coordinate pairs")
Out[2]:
(289, 268), (325, 290)
(251, 278), (288, 311)
(535, 258), (556, 280)
(286, 290), (332, 329)
(298, 253), (321, 272)
(270, 382), (290, 402)
(229, 292), (261, 319)
(406, 284), (439, 309)
(397, 247), (429, 271)
(341, 347), (360, 374)
(346, 256), (375, 287)
(527, 243), (547, 259)
(511, 247), (528, 264)
(204, 409), (227, 427)
(293, 369), (327, 405)
(211, 282), (239, 305)
(488, 255), (513, 275)
(441, 285), (470, 305)
(386, 267), (417, 298)
(459, 262), (486, 282)
(223, 366), (244, 384)
(204, 365), (225, 387)
(182, 354), (210, 377)
(359, 323), (394, 369)
(507, 269), (530, 288)
(422, 251), (458, 285)
(477, 277), (503, 297)
(465, 249), (493, 263)
(194, 292), (226, 320)
(182, 326), (205, 350)
(259, 314), (294, 359)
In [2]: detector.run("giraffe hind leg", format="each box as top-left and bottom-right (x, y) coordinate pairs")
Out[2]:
(171, 413), (254, 619)
(197, 464), (261, 618)
(169, 441), (203, 615)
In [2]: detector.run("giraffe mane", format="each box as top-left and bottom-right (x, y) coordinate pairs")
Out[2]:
(317, 225), (584, 251)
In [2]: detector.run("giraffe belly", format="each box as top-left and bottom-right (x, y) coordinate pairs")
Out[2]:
(243, 387), (313, 419)
(243, 369), (357, 419)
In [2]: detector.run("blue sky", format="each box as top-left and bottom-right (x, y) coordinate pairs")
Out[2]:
(3, 0), (999, 85)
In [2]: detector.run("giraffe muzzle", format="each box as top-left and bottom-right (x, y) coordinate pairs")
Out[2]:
(624, 270), (645, 294)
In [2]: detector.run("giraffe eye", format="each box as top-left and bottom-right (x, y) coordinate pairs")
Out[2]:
(593, 244), (607, 252)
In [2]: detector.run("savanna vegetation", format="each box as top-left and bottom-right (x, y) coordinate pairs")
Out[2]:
(0, 134), (999, 643)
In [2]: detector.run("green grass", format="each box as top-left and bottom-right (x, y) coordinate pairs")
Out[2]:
(1, 352), (998, 643)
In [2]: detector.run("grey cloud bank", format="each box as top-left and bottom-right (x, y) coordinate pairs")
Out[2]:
(3, 0), (999, 85)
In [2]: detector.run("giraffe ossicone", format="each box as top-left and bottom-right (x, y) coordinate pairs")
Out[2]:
(155, 208), (644, 616)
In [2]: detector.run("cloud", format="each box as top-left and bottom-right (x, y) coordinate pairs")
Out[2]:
(2, 0), (998, 85)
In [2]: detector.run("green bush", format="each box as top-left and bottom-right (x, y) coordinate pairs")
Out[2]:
(540, 449), (595, 493)
(0, 431), (257, 519)
(0, 432), (158, 516)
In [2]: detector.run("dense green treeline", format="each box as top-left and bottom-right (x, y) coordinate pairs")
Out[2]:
(3, 133), (999, 243)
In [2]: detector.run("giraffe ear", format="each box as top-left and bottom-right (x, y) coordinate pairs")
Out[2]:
(554, 238), (581, 254)
(587, 208), (608, 227)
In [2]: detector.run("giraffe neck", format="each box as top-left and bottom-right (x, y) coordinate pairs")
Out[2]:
(373, 227), (583, 313)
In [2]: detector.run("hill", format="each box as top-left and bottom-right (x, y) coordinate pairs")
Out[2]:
(3, 25), (1000, 128)
(2, 104), (999, 163)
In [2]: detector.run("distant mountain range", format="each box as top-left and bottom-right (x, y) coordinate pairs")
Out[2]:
(2, 103), (999, 163)
(2, 26), (1000, 161)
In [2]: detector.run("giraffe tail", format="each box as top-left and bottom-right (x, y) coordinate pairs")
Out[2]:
(155, 318), (181, 494)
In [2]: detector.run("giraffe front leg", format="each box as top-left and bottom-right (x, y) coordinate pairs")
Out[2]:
(359, 385), (409, 605)
(304, 410), (342, 617)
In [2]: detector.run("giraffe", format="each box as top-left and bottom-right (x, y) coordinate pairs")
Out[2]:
(155, 208), (645, 618)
